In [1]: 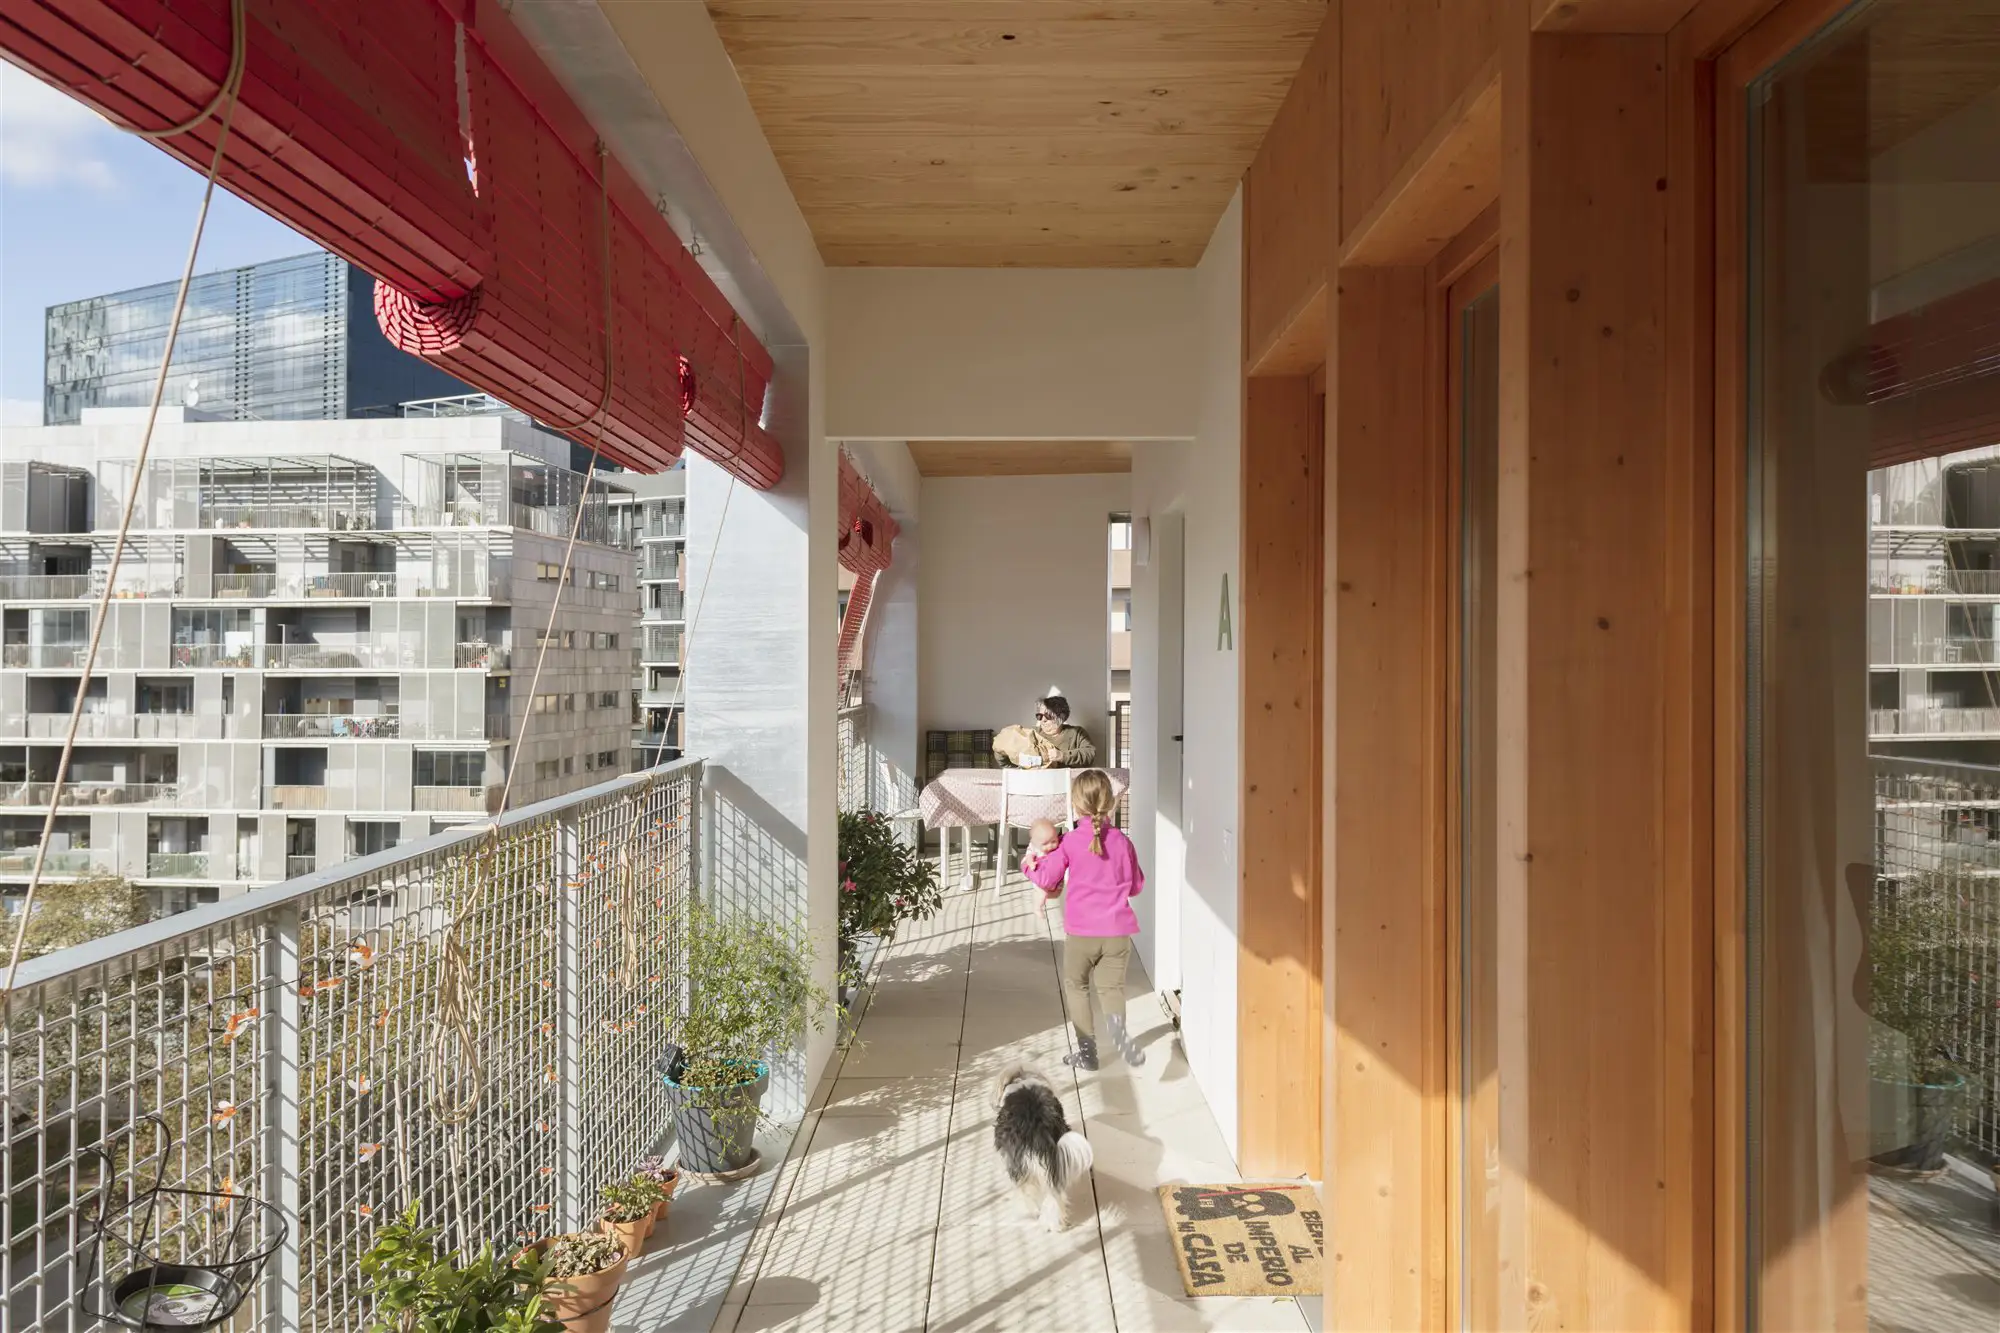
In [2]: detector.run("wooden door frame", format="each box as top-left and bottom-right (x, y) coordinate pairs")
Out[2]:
(1438, 233), (1500, 1333)
(1709, 1), (1868, 1327)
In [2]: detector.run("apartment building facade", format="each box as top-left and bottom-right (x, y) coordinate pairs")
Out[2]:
(0, 409), (635, 913)
(607, 468), (687, 768)
(1868, 446), (2000, 763)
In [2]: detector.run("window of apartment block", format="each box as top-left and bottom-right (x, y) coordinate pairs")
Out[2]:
(535, 629), (575, 649)
(596, 750), (616, 769)
(591, 691), (618, 709)
(348, 822), (398, 857)
(529, 693), (576, 715)
(588, 632), (618, 650)
(414, 751), (483, 787)
(535, 562), (569, 583)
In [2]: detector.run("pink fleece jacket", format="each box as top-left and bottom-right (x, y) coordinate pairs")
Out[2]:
(1023, 819), (1144, 937)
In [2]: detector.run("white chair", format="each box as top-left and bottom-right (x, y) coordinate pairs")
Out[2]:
(994, 767), (1075, 898)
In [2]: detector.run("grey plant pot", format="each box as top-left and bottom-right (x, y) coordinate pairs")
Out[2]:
(1867, 1071), (1966, 1173)
(662, 1061), (769, 1174)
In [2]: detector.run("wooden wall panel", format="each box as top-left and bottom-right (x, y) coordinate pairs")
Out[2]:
(1324, 265), (1445, 1332)
(1240, 374), (1324, 1179)
(1340, 0), (1504, 241)
(1494, 27), (1695, 1332)
(1245, 17), (1337, 369)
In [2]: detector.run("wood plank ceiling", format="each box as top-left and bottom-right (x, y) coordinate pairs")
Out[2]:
(704, 0), (1327, 267)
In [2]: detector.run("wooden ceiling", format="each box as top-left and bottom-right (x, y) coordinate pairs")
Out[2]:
(704, 0), (1327, 267)
(908, 440), (1133, 476)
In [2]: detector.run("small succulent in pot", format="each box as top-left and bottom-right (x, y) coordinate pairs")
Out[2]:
(635, 1155), (682, 1198)
(542, 1232), (623, 1280)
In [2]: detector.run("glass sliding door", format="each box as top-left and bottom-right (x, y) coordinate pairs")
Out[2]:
(1743, 1), (2000, 1327)
(1450, 256), (1502, 1332)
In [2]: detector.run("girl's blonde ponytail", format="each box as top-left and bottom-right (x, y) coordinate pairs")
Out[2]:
(1070, 770), (1117, 856)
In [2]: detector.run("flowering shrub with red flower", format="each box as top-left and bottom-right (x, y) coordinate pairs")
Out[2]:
(838, 810), (943, 950)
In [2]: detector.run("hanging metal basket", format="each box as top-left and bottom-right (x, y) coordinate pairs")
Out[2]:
(79, 1113), (288, 1331)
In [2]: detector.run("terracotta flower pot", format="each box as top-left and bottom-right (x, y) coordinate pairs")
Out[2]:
(526, 1239), (628, 1333)
(648, 1197), (671, 1239)
(599, 1213), (648, 1257)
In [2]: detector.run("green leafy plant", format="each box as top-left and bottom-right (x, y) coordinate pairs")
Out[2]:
(671, 904), (827, 1113)
(600, 1178), (656, 1223)
(17, 871), (146, 957)
(359, 1203), (558, 1332)
(542, 1231), (622, 1279)
(1870, 869), (1980, 1085)
(838, 810), (943, 947)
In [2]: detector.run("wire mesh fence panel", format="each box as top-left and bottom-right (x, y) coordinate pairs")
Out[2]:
(2, 762), (701, 1333)
(1874, 758), (2000, 1162)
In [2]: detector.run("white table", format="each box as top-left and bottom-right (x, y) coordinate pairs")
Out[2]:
(919, 767), (1131, 892)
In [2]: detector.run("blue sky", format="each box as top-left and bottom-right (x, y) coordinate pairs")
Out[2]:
(1, 61), (317, 424)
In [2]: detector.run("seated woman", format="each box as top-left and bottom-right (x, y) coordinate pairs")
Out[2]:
(993, 691), (1097, 769)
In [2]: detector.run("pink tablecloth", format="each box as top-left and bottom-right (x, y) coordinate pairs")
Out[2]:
(919, 768), (1130, 830)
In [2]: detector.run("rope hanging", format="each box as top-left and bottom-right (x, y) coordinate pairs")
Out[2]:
(3, 0), (248, 998)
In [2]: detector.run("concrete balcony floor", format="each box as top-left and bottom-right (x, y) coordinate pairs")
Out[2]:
(716, 883), (1314, 1332)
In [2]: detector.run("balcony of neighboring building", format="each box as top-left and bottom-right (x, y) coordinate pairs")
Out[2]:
(151, 454), (381, 532)
(0, 746), (183, 808)
(398, 452), (633, 545)
(0, 817), (102, 878)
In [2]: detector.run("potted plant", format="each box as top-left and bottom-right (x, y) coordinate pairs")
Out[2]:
(360, 1203), (558, 1331)
(659, 904), (827, 1174)
(529, 1231), (627, 1333)
(837, 810), (944, 999)
(1867, 868), (1977, 1173)
(598, 1179), (656, 1254)
(635, 1156), (681, 1233)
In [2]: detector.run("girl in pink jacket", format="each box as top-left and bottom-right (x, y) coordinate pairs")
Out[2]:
(1023, 770), (1146, 1070)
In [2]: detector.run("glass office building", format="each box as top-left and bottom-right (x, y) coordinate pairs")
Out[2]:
(42, 252), (469, 425)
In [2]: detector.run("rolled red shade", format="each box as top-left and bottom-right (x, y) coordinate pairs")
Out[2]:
(0, 0), (784, 487)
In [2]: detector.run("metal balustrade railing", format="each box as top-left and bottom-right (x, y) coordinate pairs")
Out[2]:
(1874, 757), (2000, 1162)
(1870, 707), (2000, 739)
(2, 762), (700, 1332)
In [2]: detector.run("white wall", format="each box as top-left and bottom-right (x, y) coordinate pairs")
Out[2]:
(917, 473), (1130, 752)
(1130, 190), (1243, 1158)
(827, 268), (1201, 442)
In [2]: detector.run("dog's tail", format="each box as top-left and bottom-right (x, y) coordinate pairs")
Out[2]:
(1054, 1129), (1094, 1188)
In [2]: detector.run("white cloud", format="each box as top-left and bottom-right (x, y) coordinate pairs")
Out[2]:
(2, 397), (42, 426)
(0, 59), (119, 193)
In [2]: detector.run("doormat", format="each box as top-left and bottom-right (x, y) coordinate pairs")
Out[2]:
(1157, 1182), (1325, 1297)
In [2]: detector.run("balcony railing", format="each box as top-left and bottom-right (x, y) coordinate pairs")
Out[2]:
(265, 713), (401, 739)
(645, 590), (686, 623)
(412, 784), (502, 814)
(0, 847), (99, 876)
(171, 643), (255, 668)
(285, 853), (317, 878)
(0, 573), (91, 599)
(1, 765), (699, 1330)
(1871, 707), (2000, 739)
(200, 504), (376, 530)
(213, 572), (279, 597)
(455, 641), (511, 670)
(1873, 636), (2000, 666)
(257, 641), (408, 670)
(0, 781), (183, 808)
(1874, 757), (2000, 1164)
(146, 851), (211, 878)
(1, 644), (88, 668)
(268, 785), (330, 811)
(1872, 569), (2000, 597)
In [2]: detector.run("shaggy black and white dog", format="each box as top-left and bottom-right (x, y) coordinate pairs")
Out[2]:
(992, 1065), (1094, 1231)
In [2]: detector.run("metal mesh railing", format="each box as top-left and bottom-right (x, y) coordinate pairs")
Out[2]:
(2, 761), (700, 1332)
(1874, 757), (2000, 1161)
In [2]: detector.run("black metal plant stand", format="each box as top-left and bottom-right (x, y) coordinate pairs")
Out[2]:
(79, 1113), (288, 1331)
